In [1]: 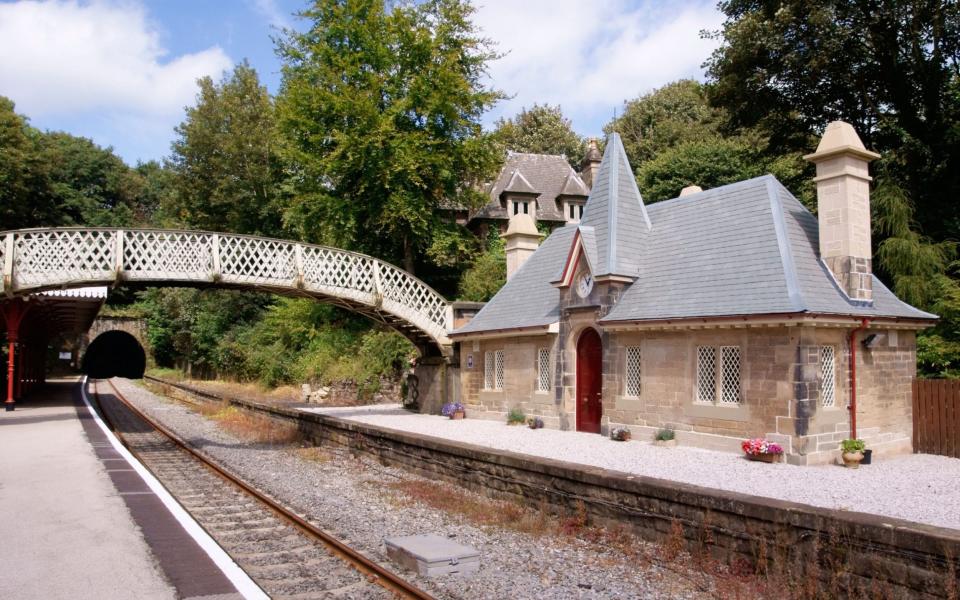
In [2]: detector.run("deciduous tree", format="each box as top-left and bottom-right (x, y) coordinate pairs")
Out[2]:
(275, 0), (503, 275)
(168, 61), (284, 236)
(492, 104), (585, 166)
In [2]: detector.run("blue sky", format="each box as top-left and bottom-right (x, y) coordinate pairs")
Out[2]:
(0, 0), (723, 165)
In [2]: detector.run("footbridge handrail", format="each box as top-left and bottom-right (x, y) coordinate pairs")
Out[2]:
(1, 228), (452, 352)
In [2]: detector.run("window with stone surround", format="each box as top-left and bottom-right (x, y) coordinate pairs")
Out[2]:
(719, 346), (742, 404)
(625, 346), (641, 397)
(696, 346), (716, 403)
(484, 350), (504, 391)
(696, 345), (742, 405)
(536, 348), (551, 392)
(820, 345), (836, 407)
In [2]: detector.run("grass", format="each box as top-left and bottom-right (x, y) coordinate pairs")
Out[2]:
(195, 399), (301, 445)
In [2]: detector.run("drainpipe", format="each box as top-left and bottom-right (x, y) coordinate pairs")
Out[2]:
(848, 318), (870, 439)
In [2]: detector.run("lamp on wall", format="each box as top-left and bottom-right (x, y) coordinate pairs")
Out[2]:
(861, 333), (886, 349)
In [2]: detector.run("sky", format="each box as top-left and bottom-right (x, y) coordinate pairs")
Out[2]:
(0, 0), (725, 165)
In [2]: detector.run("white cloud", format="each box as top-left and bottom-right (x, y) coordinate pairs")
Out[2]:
(0, 0), (232, 152)
(473, 0), (724, 135)
(249, 0), (292, 30)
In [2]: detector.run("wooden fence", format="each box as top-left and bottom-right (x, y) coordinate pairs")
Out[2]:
(913, 379), (960, 458)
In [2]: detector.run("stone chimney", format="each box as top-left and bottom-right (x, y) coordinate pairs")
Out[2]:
(502, 214), (540, 280)
(580, 139), (602, 188)
(804, 121), (881, 301)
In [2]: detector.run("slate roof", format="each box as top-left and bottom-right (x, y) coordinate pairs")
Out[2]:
(473, 153), (590, 223)
(454, 226), (574, 335)
(453, 174), (934, 336)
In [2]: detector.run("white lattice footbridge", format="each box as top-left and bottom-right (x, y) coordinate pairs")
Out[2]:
(1, 228), (453, 354)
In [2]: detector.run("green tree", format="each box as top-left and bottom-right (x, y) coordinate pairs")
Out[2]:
(39, 131), (141, 227)
(457, 231), (505, 301)
(705, 0), (960, 238)
(0, 97), (58, 230)
(276, 0), (503, 275)
(605, 80), (725, 170)
(168, 61), (284, 236)
(492, 104), (585, 166)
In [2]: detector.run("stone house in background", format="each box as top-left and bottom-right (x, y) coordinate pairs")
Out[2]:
(464, 141), (603, 239)
(449, 123), (935, 465)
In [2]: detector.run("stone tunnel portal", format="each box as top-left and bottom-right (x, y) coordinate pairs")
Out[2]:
(82, 330), (147, 379)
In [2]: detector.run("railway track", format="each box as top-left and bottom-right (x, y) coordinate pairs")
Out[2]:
(90, 378), (433, 600)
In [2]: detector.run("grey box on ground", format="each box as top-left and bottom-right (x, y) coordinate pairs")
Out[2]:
(384, 534), (480, 576)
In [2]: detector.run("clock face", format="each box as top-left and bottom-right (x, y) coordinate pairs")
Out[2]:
(576, 272), (594, 298)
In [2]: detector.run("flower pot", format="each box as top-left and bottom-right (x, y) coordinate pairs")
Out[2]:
(449, 410), (465, 420)
(745, 453), (781, 463)
(861, 449), (872, 465)
(654, 439), (677, 448)
(842, 451), (864, 469)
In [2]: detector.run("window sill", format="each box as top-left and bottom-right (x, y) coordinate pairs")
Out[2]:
(687, 402), (751, 422)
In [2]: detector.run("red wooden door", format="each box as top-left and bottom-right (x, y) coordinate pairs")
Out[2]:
(576, 328), (603, 433)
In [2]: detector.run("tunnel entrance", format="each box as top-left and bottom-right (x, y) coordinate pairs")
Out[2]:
(82, 330), (146, 379)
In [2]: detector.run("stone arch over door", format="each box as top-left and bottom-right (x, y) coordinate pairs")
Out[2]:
(576, 327), (603, 433)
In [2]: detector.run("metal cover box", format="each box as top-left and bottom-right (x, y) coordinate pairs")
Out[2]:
(384, 534), (480, 576)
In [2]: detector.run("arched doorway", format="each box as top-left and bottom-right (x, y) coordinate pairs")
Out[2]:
(82, 330), (147, 379)
(576, 328), (602, 433)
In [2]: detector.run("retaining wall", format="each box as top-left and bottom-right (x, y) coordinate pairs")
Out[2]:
(146, 376), (960, 598)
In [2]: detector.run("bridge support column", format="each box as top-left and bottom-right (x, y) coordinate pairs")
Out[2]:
(409, 347), (459, 414)
(3, 300), (29, 411)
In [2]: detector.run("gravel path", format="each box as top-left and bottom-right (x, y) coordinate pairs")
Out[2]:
(114, 378), (709, 600)
(304, 404), (960, 531)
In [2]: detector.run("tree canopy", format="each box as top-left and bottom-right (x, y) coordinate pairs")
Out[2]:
(167, 62), (284, 236)
(492, 104), (586, 166)
(705, 0), (960, 238)
(276, 0), (503, 275)
(0, 96), (162, 230)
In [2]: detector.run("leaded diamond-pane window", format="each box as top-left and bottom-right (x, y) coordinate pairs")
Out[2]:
(484, 351), (494, 390)
(820, 345), (836, 407)
(494, 350), (504, 390)
(536, 348), (551, 392)
(720, 346), (742, 404)
(696, 346), (716, 403)
(625, 346), (641, 397)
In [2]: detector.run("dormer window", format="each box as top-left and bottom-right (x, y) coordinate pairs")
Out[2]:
(512, 200), (532, 217)
(566, 202), (584, 222)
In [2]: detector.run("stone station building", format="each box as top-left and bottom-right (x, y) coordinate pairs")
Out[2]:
(449, 123), (935, 465)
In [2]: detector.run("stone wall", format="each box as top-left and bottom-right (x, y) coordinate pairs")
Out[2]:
(459, 334), (561, 426)
(300, 375), (402, 405)
(143, 376), (960, 600)
(457, 324), (917, 464)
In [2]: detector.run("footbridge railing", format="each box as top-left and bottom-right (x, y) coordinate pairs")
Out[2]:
(1, 228), (452, 352)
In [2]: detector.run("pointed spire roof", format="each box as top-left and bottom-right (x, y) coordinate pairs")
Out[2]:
(577, 132), (651, 279)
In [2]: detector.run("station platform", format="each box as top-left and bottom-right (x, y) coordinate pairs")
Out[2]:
(0, 378), (253, 600)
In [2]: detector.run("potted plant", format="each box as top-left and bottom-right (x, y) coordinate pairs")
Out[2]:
(527, 416), (544, 429)
(840, 438), (866, 468)
(654, 428), (676, 447)
(610, 427), (632, 441)
(441, 401), (465, 420)
(507, 406), (526, 426)
(741, 438), (784, 463)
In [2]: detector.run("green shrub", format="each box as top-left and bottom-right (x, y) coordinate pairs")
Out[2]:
(507, 406), (526, 425)
(655, 428), (675, 441)
(840, 438), (866, 453)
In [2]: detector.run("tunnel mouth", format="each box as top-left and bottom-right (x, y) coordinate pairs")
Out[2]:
(82, 330), (147, 379)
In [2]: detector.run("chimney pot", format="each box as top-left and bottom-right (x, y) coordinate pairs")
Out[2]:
(804, 121), (880, 301)
(580, 139), (602, 189)
(679, 185), (703, 197)
(502, 214), (540, 280)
